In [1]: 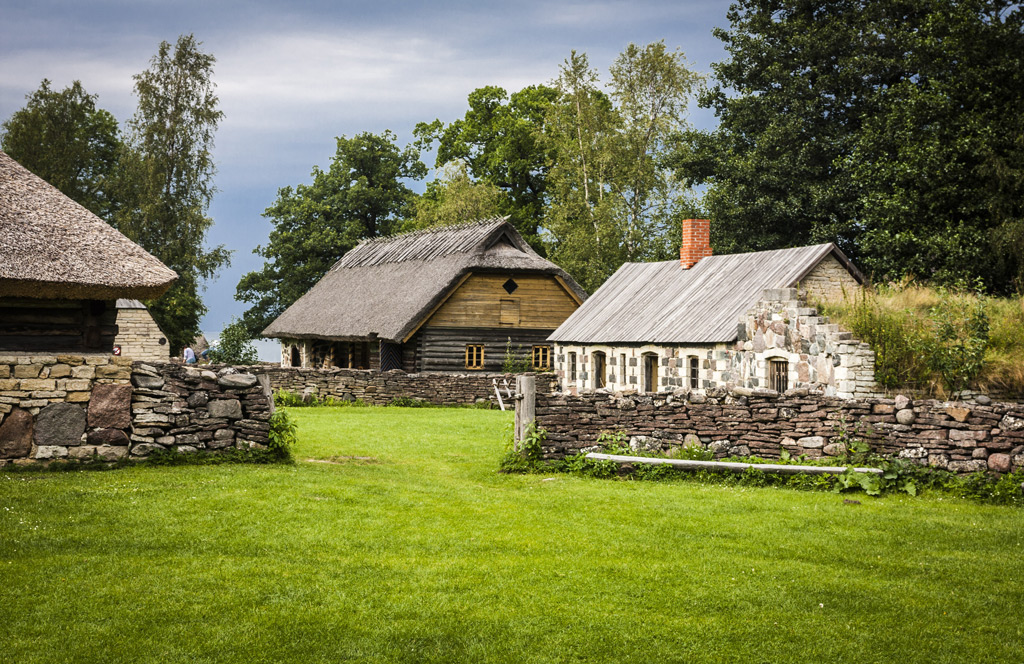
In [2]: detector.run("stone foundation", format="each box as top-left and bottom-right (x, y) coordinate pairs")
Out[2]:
(533, 388), (1024, 474)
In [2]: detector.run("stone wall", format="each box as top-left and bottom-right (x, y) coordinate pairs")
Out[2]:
(797, 254), (862, 303)
(0, 354), (133, 461)
(532, 387), (1024, 474)
(0, 357), (273, 465)
(254, 366), (555, 406)
(114, 308), (170, 362)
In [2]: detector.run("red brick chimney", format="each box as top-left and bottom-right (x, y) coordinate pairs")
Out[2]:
(680, 218), (712, 269)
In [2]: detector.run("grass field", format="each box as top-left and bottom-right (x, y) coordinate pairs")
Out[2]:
(2, 408), (1023, 663)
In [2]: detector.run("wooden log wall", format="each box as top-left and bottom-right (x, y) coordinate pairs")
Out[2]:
(416, 327), (554, 372)
(0, 298), (118, 353)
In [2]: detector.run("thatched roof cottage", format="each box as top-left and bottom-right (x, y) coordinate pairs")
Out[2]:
(263, 218), (586, 372)
(0, 150), (177, 353)
(548, 219), (879, 399)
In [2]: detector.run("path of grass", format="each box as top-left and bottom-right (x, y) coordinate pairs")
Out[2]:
(1, 408), (1022, 663)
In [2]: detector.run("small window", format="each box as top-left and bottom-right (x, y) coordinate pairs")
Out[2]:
(770, 359), (789, 392)
(689, 356), (699, 389)
(466, 344), (485, 370)
(568, 352), (577, 382)
(502, 278), (518, 294)
(532, 345), (550, 371)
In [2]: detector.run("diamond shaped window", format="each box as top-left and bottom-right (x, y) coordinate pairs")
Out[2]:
(502, 278), (518, 294)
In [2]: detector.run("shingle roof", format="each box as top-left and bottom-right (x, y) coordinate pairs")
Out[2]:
(262, 218), (587, 343)
(548, 243), (863, 344)
(0, 150), (177, 300)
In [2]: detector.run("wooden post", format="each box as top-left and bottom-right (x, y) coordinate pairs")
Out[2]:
(514, 374), (536, 451)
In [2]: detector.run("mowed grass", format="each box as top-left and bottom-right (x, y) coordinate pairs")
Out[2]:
(2, 408), (1022, 663)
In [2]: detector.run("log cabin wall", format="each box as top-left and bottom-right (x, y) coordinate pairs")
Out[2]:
(416, 328), (554, 373)
(0, 298), (118, 353)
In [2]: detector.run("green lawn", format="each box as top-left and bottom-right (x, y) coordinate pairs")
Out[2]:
(2, 408), (1022, 663)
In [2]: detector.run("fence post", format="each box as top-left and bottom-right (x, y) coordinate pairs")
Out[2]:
(514, 374), (536, 451)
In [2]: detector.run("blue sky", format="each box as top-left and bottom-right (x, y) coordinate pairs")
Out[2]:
(0, 0), (733, 358)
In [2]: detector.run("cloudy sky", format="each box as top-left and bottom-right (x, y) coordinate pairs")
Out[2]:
(0, 0), (733, 358)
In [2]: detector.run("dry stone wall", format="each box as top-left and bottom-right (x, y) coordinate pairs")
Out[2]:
(254, 366), (556, 406)
(0, 356), (273, 465)
(533, 388), (1024, 475)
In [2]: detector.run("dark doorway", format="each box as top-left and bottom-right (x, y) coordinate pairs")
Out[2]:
(592, 352), (607, 389)
(290, 345), (301, 367)
(643, 353), (658, 393)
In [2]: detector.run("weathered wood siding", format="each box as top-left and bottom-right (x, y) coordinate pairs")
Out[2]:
(425, 274), (579, 330)
(0, 298), (118, 353)
(416, 328), (553, 372)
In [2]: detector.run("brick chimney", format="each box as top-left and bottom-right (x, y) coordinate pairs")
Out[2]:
(680, 218), (712, 269)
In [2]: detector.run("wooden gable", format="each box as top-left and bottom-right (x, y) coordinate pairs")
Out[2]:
(424, 273), (581, 330)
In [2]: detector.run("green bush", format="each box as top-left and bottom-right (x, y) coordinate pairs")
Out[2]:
(207, 318), (259, 365)
(267, 410), (297, 462)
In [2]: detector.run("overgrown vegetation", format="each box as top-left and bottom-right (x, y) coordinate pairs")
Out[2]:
(206, 318), (259, 365)
(501, 338), (532, 374)
(508, 426), (1024, 507)
(821, 280), (1024, 397)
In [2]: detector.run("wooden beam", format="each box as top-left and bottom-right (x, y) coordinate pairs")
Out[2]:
(585, 453), (883, 476)
(553, 275), (584, 305)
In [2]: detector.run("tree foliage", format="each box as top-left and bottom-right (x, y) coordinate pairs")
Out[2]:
(0, 79), (120, 218)
(111, 34), (231, 353)
(545, 44), (701, 292)
(235, 131), (426, 337)
(414, 85), (556, 250)
(673, 0), (1024, 292)
(405, 160), (504, 231)
(207, 318), (259, 365)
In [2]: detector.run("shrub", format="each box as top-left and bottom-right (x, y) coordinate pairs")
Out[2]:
(267, 410), (297, 461)
(207, 318), (259, 365)
(502, 338), (532, 373)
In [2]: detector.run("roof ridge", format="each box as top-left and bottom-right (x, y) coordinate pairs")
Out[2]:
(353, 216), (509, 248)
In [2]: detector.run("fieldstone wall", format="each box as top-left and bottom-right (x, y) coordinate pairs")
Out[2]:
(734, 288), (880, 398)
(0, 357), (273, 465)
(533, 387), (1024, 474)
(254, 366), (556, 406)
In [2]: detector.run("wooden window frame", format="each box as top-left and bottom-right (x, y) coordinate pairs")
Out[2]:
(465, 344), (485, 370)
(769, 359), (789, 392)
(688, 356), (699, 389)
(532, 345), (551, 371)
(568, 352), (577, 382)
(593, 351), (607, 389)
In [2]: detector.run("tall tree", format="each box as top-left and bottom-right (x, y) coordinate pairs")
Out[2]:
(1, 79), (120, 218)
(544, 51), (624, 292)
(414, 85), (556, 250)
(112, 34), (230, 352)
(236, 131), (426, 337)
(672, 0), (1024, 291)
(544, 45), (701, 292)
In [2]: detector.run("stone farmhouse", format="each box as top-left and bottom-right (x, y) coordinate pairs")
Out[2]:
(548, 219), (881, 399)
(263, 218), (587, 372)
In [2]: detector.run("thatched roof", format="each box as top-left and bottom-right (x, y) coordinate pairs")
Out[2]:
(549, 243), (864, 345)
(0, 150), (177, 300)
(263, 218), (587, 343)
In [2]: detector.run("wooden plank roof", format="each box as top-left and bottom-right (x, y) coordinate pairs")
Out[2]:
(548, 243), (861, 345)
